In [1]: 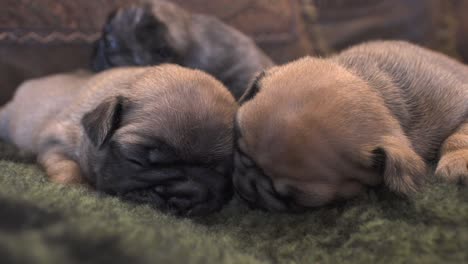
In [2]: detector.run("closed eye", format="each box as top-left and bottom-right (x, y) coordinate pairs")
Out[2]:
(126, 157), (145, 167)
(111, 142), (147, 167)
(148, 142), (179, 165)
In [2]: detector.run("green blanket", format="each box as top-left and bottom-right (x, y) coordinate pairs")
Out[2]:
(0, 142), (466, 264)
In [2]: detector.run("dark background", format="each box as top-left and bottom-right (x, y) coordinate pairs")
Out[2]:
(1, 0), (467, 105)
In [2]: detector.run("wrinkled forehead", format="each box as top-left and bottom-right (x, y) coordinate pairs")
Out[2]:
(126, 67), (237, 114)
(115, 110), (234, 161)
(118, 100), (234, 159)
(113, 66), (235, 153)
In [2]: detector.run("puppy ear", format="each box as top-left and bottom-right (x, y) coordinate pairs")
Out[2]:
(82, 96), (125, 148)
(239, 71), (266, 105)
(134, 9), (168, 45)
(372, 135), (427, 195)
(105, 9), (118, 25)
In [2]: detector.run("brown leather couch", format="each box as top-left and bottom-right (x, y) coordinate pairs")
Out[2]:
(0, 0), (317, 105)
(0, 0), (465, 105)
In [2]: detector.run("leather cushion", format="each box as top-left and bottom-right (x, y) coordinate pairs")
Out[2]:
(0, 0), (313, 104)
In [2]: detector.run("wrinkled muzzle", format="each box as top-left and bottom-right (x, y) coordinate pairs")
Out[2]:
(97, 165), (233, 217)
(233, 147), (305, 212)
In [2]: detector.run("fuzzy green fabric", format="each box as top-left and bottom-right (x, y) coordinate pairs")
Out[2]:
(0, 142), (467, 264)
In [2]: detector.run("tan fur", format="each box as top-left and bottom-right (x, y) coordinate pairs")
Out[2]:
(435, 123), (468, 184)
(0, 64), (236, 194)
(234, 41), (467, 210)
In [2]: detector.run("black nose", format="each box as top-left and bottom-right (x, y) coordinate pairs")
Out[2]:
(122, 166), (233, 217)
(233, 149), (296, 212)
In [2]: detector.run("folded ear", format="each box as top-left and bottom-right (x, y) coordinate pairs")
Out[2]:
(104, 9), (118, 26)
(372, 135), (427, 194)
(239, 71), (266, 105)
(135, 8), (168, 45)
(132, 7), (181, 62)
(81, 96), (125, 148)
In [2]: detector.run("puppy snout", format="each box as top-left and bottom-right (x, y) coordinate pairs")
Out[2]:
(178, 166), (233, 216)
(233, 151), (293, 212)
(123, 166), (232, 217)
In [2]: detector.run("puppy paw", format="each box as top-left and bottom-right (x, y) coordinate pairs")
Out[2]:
(435, 150), (468, 185)
(376, 135), (428, 194)
(40, 152), (86, 185)
(48, 161), (85, 184)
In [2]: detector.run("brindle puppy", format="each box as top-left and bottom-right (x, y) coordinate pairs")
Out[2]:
(234, 41), (468, 211)
(92, 0), (274, 99)
(0, 65), (238, 216)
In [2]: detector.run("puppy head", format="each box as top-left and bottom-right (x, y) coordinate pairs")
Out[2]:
(92, 2), (190, 71)
(234, 57), (426, 211)
(81, 65), (237, 216)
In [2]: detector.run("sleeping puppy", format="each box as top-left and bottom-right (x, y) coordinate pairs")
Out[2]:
(0, 65), (237, 216)
(234, 41), (468, 211)
(91, 0), (274, 99)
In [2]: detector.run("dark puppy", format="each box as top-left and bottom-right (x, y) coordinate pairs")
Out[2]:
(92, 0), (274, 99)
(233, 41), (468, 211)
(0, 65), (237, 216)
